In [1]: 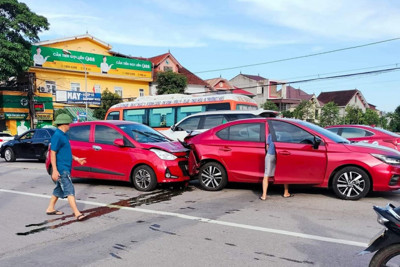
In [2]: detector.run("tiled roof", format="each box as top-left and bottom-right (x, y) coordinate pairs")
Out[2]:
(278, 86), (312, 101)
(177, 66), (209, 86)
(148, 53), (170, 66)
(317, 89), (359, 106)
(205, 78), (234, 90)
(232, 87), (255, 96)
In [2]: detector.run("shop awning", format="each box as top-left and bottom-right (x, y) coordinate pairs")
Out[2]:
(64, 107), (97, 121)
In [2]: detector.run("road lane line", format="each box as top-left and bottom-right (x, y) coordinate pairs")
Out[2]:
(0, 188), (368, 248)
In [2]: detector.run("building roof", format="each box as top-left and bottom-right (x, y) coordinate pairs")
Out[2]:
(35, 34), (112, 50)
(205, 78), (234, 91)
(240, 74), (267, 81)
(149, 52), (208, 87)
(278, 86), (313, 101)
(317, 89), (367, 106)
(232, 87), (255, 96)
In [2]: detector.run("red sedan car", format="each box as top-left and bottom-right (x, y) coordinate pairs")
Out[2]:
(185, 118), (400, 200)
(326, 125), (400, 151)
(46, 120), (189, 191)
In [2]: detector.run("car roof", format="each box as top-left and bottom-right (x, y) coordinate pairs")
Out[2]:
(326, 125), (373, 129)
(70, 120), (140, 126)
(182, 109), (279, 118)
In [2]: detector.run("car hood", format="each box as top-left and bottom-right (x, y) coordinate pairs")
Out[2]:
(140, 141), (188, 153)
(345, 142), (400, 156)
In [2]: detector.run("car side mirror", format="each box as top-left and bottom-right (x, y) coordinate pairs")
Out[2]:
(113, 138), (125, 147)
(313, 136), (322, 149)
(171, 125), (176, 131)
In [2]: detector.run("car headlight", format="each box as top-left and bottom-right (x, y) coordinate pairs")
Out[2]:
(372, 154), (400, 165)
(150, 149), (177, 160)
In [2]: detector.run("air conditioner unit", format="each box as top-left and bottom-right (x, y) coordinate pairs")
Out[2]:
(39, 86), (51, 93)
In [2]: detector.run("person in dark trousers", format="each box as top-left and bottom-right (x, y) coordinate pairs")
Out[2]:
(45, 114), (87, 221)
(260, 133), (292, 200)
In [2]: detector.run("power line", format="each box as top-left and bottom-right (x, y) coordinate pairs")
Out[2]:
(195, 37), (400, 74)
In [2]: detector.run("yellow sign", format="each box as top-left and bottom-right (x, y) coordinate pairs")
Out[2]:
(36, 113), (54, 120)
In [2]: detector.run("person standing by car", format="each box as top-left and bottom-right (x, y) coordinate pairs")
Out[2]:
(260, 133), (292, 200)
(45, 114), (87, 221)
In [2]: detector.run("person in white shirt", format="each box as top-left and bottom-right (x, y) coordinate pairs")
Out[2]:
(100, 56), (113, 74)
(33, 47), (49, 66)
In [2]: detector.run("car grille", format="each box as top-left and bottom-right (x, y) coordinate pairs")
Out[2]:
(179, 160), (189, 176)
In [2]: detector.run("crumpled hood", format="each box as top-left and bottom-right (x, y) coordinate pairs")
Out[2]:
(345, 142), (400, 157)
(140, 141), (188, 153)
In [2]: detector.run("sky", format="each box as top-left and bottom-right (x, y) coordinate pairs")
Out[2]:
(22, 0), (400, 112)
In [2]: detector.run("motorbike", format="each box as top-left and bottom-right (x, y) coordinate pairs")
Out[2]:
(360, 203), (400, 266)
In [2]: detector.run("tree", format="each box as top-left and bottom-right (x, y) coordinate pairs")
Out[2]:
(156, 70), (187, 94)
(388, 105), (400, 132)
(93, 89), (122, 119)
(319, 102), (339, 127)
(344, 105), (364, 124)
(362, 109), (380, 126)
(0, 0), (49, 83)
(293, 100), (313, 120)
(262, 100), (278, 111)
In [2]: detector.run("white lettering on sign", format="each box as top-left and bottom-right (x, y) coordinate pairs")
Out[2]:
(67, 91), (81, 100)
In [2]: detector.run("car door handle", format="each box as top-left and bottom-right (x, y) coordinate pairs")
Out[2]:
(92, 145), (102, 151)
(279, 151), (291, 156)
(219, 146), (231, 152)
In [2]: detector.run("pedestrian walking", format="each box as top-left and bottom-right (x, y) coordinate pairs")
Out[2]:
(45, 113), (87, 221)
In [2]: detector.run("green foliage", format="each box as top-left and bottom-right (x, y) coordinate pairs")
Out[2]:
(156, 70), (187, 94)
(362, 109), (380, 126)
(0, 0), (49, 82)
(293, 100), (313, 120)
(93, 89), (122, 119)
(344, 105), (364, 124)
(388, 106), (400, 132)
(319, 102), (340, 127)
(281, 110), (293, 118)
(262, 100), (278, 111)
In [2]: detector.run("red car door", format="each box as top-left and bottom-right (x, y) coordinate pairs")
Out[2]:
(217, 122), (265, 183)
(87, 124), (134, 181)
(268, 120), (327, 184)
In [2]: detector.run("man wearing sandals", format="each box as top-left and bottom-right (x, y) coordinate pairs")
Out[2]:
(260, 133), (292, 200)
(45, 114), (87, 221)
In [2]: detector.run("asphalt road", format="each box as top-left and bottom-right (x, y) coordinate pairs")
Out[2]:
(1, 159), (400, 266)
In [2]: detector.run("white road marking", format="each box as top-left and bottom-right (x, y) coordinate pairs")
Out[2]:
(0, 188), (368, 248)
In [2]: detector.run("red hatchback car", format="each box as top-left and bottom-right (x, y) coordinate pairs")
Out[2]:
(326, 125), (400, 151)
(46, 120), (189, 191)
(185, 118), (400, 200)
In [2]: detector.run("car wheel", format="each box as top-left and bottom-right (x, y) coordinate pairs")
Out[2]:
(132, 165), (157, 192)
(332, 166), (370, 200)
(198, 162), (227, 191)
(4, 147), (16, 162)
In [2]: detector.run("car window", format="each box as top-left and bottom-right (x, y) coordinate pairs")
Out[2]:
(202, 115), (226, 129)
(227, 114), (257, 120)
(106, 111), (120, 120)
(0, 133), (12, 137)
(176, 116), (201, 131)
(326, 128), (340, 134)
(216, 123), (263, 142)
(270, 120), (314, 143)
(69, 125), (90, 142)
(20, 131), (34, 140)
(34, 130), (48, 139)
(95, 125), (123, 145)
(341, 128), (373, 138)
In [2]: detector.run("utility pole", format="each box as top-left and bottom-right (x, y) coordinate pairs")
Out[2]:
(27, 72), (36, 129)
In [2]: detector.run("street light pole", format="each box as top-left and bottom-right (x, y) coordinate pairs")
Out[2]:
(62, 49), (88, 120)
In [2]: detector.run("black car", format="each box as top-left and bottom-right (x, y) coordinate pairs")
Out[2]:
(0, 128), (55, 162)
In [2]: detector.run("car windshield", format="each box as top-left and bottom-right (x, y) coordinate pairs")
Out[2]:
(296, 120), (350, 144)
(374, 127), (400, 137)
(118, 123), (169, 143)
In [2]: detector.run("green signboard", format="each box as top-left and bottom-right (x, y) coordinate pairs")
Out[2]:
(31, 46), (152, 78)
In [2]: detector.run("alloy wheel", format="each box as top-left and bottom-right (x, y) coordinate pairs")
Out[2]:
(336, 171), (366, 198)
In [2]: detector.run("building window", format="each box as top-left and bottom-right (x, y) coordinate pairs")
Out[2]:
(114, 86), (123, 97)
(139, 89), (144, 97)
(45, 81), (56, 94)
(163, 66), (173, 71)
(71, 83), (80, 92)
(94, 84), (101, 93)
